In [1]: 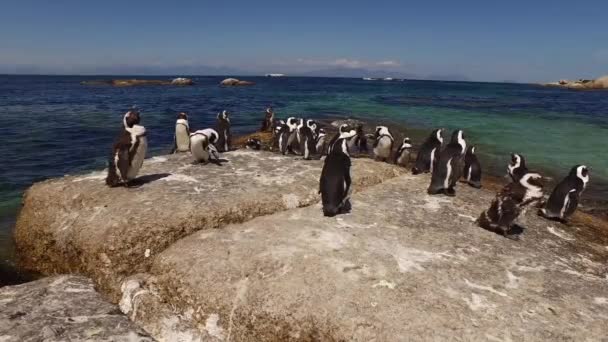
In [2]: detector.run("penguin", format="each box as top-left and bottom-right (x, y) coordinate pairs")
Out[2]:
(394, 137), (413, 167)
(190, 128), (221, 164)
(463, 146), (482, 189)
(261, 107), (275, 132)
(306, 119), (319, 139)
(171, 112), (190, 153)
(299, 124), (317, 160)
(319, 129), (357, 217)
(427, 129), (466, 196)
(347, 124), (368, 155)
(372, 126), (394, 162)
(106, 109), (148, 187)
(277, 120), (293, 155)
(245, 137), (262, 150)
(477, 172), (544, 239)
(328, 124), (356, 154)
(271, 119), (286, 151)
(216, 110), (231, 152)
(539, 165), (589, 223)
(285, 117), (300, 154)
(412, 128), (443, 175)
(507, 153), (528, 183)
(315, 128), (328, 156)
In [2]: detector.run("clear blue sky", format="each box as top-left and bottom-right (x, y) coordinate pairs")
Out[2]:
(1, 0), (606, 82)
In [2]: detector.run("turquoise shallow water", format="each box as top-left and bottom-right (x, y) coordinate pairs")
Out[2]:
(1, 75), (606, 280)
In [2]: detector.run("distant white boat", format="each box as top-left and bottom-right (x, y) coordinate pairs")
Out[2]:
(383, 77), (394, 81)
(363, 77), (377, 81)
(265, 73), (286, 77)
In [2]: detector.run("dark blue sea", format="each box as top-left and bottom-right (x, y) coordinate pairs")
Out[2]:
(1, 75), (607, 279)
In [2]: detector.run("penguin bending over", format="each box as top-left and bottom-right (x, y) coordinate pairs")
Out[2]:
(477, 172), (544, 239)
(319, 129), (357, 217)
(373, 126), (394, 162)
(106, 109), (148, 187)
(507, 153), (528, 182)
(190, 128), (221, 164)
(539, 165), (589, 223)
(216, 110), (231, 152)
(412, 128), (443, 175)
(394, 137), (412, 167)
(463, 146), (482, 188)
(261, 107), (275, 132)
(171, 112), (190, 153)
(315, 128), (328, 156)
(427, 129), (466, 196)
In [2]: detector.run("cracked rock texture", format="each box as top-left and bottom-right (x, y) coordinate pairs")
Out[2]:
(14, 150), (405, 300)
(127, 175), (608, 341)
(0, 275), (153, 342)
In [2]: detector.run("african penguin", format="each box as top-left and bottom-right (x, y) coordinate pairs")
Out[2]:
(285, 117), (300, 154)
(539, 165), (589, 222)
(427, 129), (466, 196)
(172, 112), (190, 153)
(306, 119), (319, 140)
(299, 124), (317, 160)
(412, 128), (443, 175)
(106, 109), (148, 187)
(507, 153), (528, 183)
(271, 119), (286, 151)
(477, 172), (544, 239)
(216, 110), (231, 152)
(261, 107), (275, 132)
(394, 137), (412, 167)
(190, 128), (221, 164)
(277, 120), (293, 155)
(328, 124), (356, 154)
(245, 137), (263, 150)
(319, 129), (357, 217)
(463, 146), (482, 188)
(315, 128), (328, 156)
(347, 124), (369, 155)
(373, 126), (394, 162)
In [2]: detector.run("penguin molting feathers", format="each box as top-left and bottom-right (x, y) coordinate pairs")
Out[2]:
(412, 128), (443, 175)
(216, 110), (231, 152)
(463, 145), (482, 189)
(539, 165), (589, 223)
(427, 129), (466, 196)
(477, 171), (544, 239)
(372, 126), (394, 162)
(319, 129), (356, 217)
(106, 109), (148, 187)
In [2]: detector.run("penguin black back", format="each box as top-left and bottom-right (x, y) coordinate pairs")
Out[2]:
(463, 146), (482, 188)
(539, 165), (589, 222)
(412, 128), (443, 175)
(507, 153), (528, 183)
(319, 133), (355, 217)
(427, 129), (466, 196)
(216, 110), (231, 152)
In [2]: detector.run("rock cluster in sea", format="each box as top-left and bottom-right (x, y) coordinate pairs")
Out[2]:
(219, 78), (255, 86)
(544, 75), (608, 90)
(12, 149), (608, 340)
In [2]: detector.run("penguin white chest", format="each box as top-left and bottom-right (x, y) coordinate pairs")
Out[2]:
(374, 137), (392, 158)
(190, 135), (210, 162)
(127, 136), (147, 180)
(175, 124), (190, 152)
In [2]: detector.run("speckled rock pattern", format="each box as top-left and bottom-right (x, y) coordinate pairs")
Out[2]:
(0, 275), (153, 342)
(14, 150), (405, 300)
(126, 174), (608, 341)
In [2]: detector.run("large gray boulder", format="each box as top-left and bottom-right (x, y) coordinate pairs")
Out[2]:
(220, 78), (255, 86)
(122, 174), (608, 341)
(14, 150), (405, 300)
(0, 275), (153, 342)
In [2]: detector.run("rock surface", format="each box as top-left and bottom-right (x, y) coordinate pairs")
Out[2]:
(220, 78), (255, 86)
(544, 75), (608, 90)
(15, 150), (405, 300)
(81, 79), (194, 87)
(0, 275), (153, 342)
(170, 77), (194, 85)
(122, 174), (608, 341)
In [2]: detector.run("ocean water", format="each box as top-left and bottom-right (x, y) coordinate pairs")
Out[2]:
(1, 75), (607, 276)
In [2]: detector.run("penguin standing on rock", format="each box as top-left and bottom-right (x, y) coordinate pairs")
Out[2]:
(463, 146), (482, 188)
(106, 109), (148, 187)
(478, 172), (544, 239)
(189, 128), (221, 164)
(328, 124), (356, 154)
(412, 129), (443, 175)
(299, 122), (317, 160)
(276, 120), (293, 155)
(539, 165), (589, 223)
(427, 130), (466, 196)
(373, 126), (394, 162)
(316, 129), (328, 156)
(171, 112), (190, 153)
(285, 117), (300, 154)
(347, 124), (368, 155)
(261, 107), (275, 132)
(216, 110), (231, 152)
(394, 137), (413, 167)
(507, 153), (528, 182)
(319, 129), (356, 217)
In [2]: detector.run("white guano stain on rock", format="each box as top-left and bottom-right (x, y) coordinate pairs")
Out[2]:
(161, 174), (199, 183)
(420, 196), (451, 212)
(392, 247), (448, 272)
(464, 279), (509, 297)
(464, 293), (495, 311)
(281, 194), (300, 209)
(144, 249), (151, 258)
(148, 156), (168, 163)
(372, 280), (396, 289)
(505, 271), (521, 289)
(594, 297), (608, 305)
(72, 171), (106, 182)
(547, 226), (575, 241)
(205, 314), (225, 340)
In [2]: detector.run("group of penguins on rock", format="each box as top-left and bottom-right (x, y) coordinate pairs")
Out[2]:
(105, 107), (590, 240)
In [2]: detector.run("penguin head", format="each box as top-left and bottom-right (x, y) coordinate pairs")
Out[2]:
(318, 128), (326, 138)
(286, 117), (298, 131)
(266, 107), (273, 114)
(520, 172), (544, 191)
(218, 110), (230, 123)
(401, 137), (412, 149)
(573, 165), (590, 184)
(466, 145), (476, 155)
(356, 124), (364, 135)
(245, 138), (262, 150)
(339, 124), (350, 133)
(450, 129), (464, 143)
(177, 112), (188, 120)
(123, 109), (141, 128)
(431, 128), (444, 144)
(203, 128), (219, 144)
(375, 126), (392, 139)
(510, 153), (525, 169)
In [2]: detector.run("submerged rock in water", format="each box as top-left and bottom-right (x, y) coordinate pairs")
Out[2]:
(0, 275), (153, 341)
(81, 78), (194, 87)
(170, 77), (194, 85)
(14, 150), (404, 300)
(220, 78), (255, 86)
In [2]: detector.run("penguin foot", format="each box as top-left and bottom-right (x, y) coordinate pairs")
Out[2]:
(444, 188), (456, 197)
(467, 181), (482, 189)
